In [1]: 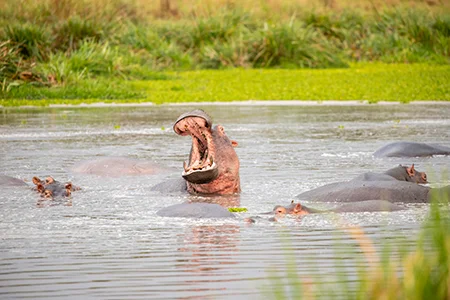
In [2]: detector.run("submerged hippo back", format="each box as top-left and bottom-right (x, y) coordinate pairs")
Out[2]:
(374, 142), (450, 158)
(72, 157), (170, 177)
(331, 200), (404, 213)
(0, 175), (28, 187)
(297, 180), (430, 203)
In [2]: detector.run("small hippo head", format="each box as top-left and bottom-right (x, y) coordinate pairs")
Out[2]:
(265, 201), (310, 216)
(39, 182), (72, 199)
(173, 109), (240, 195)
(33, 176), (76, 199)
(401, 164), (427, 184)
(407, 164), (427, 184)
(384, 164), (427, 184)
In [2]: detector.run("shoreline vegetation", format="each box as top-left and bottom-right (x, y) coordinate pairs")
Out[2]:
(1, 0), (450, 105)
(2, 64), (449, 106)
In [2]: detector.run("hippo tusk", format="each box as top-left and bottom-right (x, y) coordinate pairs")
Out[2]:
(183, 161), (189, 172)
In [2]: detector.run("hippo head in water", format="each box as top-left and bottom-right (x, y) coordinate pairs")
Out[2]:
(173, 110), (240, 195)
(384, 164), (427, 184)
(268, 201), (312, 216)
(264, 200), (404, 216)
(33, 176), (77, 199)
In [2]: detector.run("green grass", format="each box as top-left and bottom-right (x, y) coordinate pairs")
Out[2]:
(1, 1), (449, 105)
(2, 63), (449, 106)
(1, 1), (449, 98)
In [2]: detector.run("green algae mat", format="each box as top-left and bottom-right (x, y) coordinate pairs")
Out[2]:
(2, 63), (449, 106)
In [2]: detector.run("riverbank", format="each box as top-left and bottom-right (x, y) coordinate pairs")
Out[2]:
(2, 0), (449, 106)
(1, 63), (449, 107)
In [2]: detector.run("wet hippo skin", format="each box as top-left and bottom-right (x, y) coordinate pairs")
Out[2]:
(32, 176), (79, 199)
(153, 109), (240, 195)
(0, 175), (28, 186)
(268, 200), (404, 215)
(296, 165), (448, 203)
(374, 142), (450, 158)
(71, 157), (170, 177)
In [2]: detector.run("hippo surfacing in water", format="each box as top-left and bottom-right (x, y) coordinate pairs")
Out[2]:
(32, 176), (77, 199)
(31, 176), (81, 207)
(0, 175), (79, 200)
(71, 157), (171, 177)
(153, 109), (240, 195)
(0, 175), (28, 187)
(296, 165), (449, 203)
(374, 142), (450, 158)
(268, 200), (404, 216)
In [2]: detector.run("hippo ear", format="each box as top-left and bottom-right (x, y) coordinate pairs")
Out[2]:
(37, 183), (45, 193)
(231, 140), (238, 147)
(293, 203), (303, 212)
(32, 177), (42, 185)
(407, 164), (416, 177)
(421, 173), (428, 183)
(65, 183), (72, 191)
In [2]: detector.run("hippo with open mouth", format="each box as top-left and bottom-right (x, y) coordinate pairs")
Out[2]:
(155, 109), (240, 195)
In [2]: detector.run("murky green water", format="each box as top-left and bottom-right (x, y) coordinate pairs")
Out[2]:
(1, 103), (449, 299)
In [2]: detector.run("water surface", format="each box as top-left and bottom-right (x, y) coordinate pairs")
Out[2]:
(1, 104), (449, 299)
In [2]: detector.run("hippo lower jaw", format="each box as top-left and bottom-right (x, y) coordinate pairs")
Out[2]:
(182, 160), (219, 184)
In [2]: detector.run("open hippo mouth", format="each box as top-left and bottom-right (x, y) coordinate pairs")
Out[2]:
(173, 110), (219, 184)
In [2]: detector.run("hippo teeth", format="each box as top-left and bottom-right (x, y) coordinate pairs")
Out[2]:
(182, 160), (217, 176)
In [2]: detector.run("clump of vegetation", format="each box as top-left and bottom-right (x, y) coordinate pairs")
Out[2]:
(228, 207), (248, 213)
(4, 23), (52, 60)
(53, 16), (106, 53)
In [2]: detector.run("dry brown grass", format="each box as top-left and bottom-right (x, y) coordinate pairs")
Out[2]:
(147, 0), (449, 18)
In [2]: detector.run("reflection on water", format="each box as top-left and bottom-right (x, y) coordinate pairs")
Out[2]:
(177, 225), (239, 274)
(1, 104), (450, 299)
